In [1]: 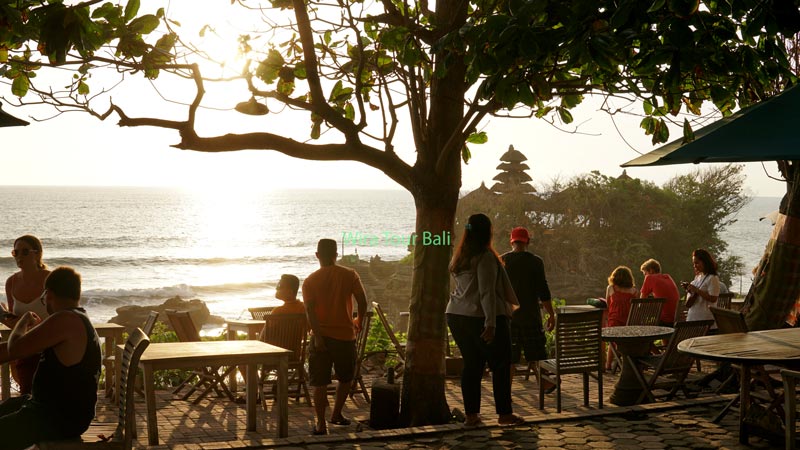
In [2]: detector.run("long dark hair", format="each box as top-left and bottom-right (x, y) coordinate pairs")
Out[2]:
(692, 248), (718, 275)
(449, 213), (501, 273)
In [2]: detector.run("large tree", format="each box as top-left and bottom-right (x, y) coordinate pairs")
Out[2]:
(3, 0), (799, 424)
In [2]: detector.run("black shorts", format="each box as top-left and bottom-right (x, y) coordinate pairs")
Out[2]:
(308, 336), (357, 386)
(510, 322), (548, 364)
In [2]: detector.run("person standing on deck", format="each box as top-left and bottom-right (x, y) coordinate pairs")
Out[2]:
(303, 239), (367, 435)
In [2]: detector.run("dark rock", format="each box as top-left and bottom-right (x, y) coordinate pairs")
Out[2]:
(108, 295), (225, 331)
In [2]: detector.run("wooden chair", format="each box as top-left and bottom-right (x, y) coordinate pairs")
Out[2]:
(38, 328), (150, 450)
(538, 309), (604, 413)
(716, 292), (734, 309)
(631, 320), (714, 404)
(627, 298), (666, 326)
(258, 313), (311, 407)
(349, 310), (375, 403)
(372, 302), (406, 371)
(782, 369), (800, 450)
(248, 306), (275, 320)
(142, 310), (160, 335)
(709, 307), (783, 424)
(165, 309), (235, 404)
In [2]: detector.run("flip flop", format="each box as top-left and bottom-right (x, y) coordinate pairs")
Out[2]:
(328, 416), (351, 426)
(311, 427), (327, 435)
(463, 419), (485, 429)
(498, 415), (525, 427)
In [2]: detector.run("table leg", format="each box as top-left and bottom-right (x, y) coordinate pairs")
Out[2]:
(246, 362), (257, 432)
(103, 335), (116, 398)
(609, 341), (651, 406)
(144, 365), (159, 446)
(278, 356), (288, 438)
(115, 345), (123, 405)
(740, 364), (751, 444)
(1, 361), (9, 400)
(227, 327), (239, 393)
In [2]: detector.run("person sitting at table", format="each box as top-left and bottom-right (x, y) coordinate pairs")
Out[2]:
(271, 274), (306, 315)
(681, 248), (721, 331)
(0, 266), (102, 449)
(3, 235), (51, 395)
(604, 265), (638, 371)
(639, 258), (680, 327)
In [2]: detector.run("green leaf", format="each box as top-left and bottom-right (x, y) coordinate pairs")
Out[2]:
(344, 102), (355, 120)
(643, 99), (654, 115)
(77, 80), (90, 95)
(648, 0), (666, 13)
(557, 107), (573, 124)
(124, 0), (140, 22)
(129, 15), (160, 34)
(466, 131), (488, 144)
(682, 118), (695, 143)
(462, 145), (471, 164)
(11, 75), (29, 97)
(310, 120), (321, 139)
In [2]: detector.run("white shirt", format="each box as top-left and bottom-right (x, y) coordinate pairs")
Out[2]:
(686, 273), (721, 326)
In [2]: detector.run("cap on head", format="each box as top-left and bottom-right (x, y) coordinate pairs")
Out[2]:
(510, 227), (530, 244)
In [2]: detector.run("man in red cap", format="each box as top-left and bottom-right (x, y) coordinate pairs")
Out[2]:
(501, 227), (556, 391)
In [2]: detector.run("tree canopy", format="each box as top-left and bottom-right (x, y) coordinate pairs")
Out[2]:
(2, 0), (799, 425)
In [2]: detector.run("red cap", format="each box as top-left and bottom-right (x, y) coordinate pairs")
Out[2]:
(510, 227), (530, 244)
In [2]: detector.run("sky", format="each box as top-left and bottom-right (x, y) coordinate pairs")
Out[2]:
(0, 1), (789, 198)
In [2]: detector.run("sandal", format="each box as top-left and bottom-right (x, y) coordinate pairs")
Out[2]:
(498, 414), (525, 427)
(463, 419), (485, 428)
(328, 416), (351, 426)
(311, 426), (327, 435)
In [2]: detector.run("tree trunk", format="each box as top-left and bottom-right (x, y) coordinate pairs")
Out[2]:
(744, 160), (800, 330)
(398, 188), (459, 426)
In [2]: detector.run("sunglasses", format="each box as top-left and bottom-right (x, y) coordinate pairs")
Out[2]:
(11, 248), (39, 257)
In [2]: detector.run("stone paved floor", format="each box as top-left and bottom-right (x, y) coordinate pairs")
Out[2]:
(89, 367), (780, 449)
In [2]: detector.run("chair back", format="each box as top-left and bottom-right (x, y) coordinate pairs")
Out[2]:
(627, 298), (666, 326)
(674, 300), (689, 323)
(710, 307), (748, 334)
(249, 306), (275, 320)
(142, 310), (160, 336)
(165, 309), (201, 342)
(260, 313), (308, 363)
(659, 320), (714, 371)
(716, 292), (734, 310)
(116, 328), (150, 449)
(372, 302), (405, 360)
(553, 309), (604, 373)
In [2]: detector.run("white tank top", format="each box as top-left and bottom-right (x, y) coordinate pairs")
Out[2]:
(10, 276), (49, 319)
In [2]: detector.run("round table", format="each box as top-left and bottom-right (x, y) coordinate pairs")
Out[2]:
(602, 325), (674, 406)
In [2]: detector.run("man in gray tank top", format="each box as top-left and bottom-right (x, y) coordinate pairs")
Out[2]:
(0, 266), (101, 449)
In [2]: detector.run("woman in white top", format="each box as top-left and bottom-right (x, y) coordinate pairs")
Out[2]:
(4, 235), (50, 394)
(681, 248), (721, 327)
(446, 213), (523, 428)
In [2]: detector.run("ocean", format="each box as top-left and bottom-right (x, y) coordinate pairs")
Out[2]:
(0, 187), (780, 325)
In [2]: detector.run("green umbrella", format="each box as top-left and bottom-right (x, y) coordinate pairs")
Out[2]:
(0, 103), (29, 127)
(622, 84), (800, 167)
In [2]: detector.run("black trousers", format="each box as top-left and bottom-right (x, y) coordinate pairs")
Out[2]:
(447, 314), (513, 415)
(0, 395), (80, 449)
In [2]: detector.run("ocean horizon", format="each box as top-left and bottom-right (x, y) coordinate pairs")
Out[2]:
(0, 186), (780, 326)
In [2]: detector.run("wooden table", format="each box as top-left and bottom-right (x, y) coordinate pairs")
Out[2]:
(602, 325), (674, 406)
(93, 323), (125, 398)
(139, 340), (291, 445)
(678, 328), (800, 444)
(226, 319), (266, 391)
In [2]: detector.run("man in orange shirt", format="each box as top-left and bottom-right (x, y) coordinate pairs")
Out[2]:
(303, 239), (367, 435)
(271, 274), (306, 315)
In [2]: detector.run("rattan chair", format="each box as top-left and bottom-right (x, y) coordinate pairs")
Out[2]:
(248, 306), (276, 320)
(538, 309), (604, 413)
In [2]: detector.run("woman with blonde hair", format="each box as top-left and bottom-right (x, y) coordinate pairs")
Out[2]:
(604, 265), (638, 370)
(4, 235), (50, 394)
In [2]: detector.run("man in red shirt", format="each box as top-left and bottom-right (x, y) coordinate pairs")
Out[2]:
(639, 259), (680, 326)
(303, 239), (367, 435)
